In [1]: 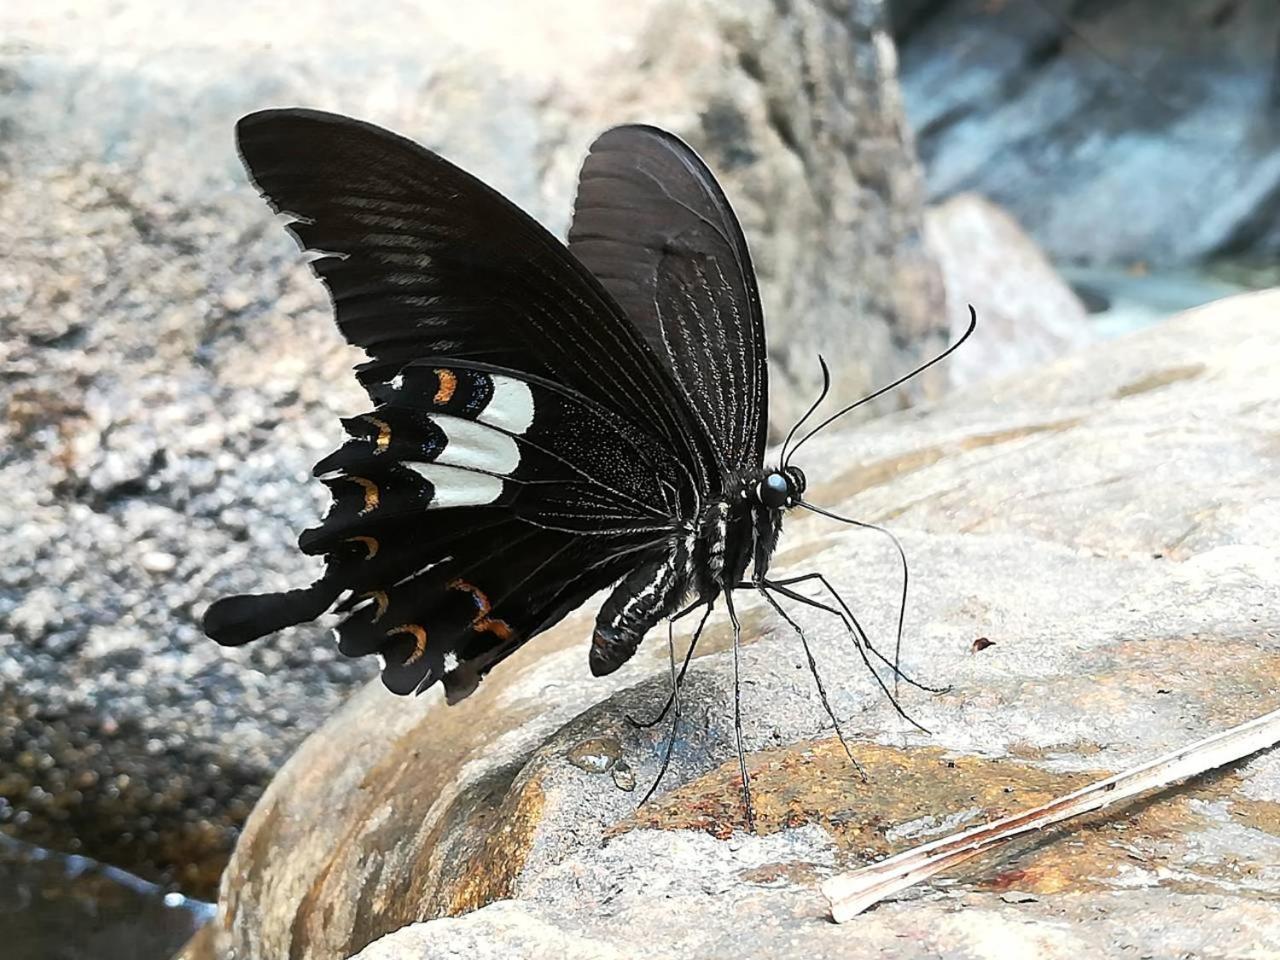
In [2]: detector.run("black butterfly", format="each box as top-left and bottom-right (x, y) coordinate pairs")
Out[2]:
(204, 110), (972, 822)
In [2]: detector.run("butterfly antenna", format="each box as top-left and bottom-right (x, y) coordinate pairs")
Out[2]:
(779, 355), (831, 466)
(785, 306), (977, 466)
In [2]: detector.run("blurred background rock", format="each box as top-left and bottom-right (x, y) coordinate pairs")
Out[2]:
(896, 0), (1280, 269)
(0, 1), (1276, 958)
(895, 0), (1280, 338)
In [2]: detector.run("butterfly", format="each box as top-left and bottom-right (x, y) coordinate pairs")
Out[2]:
(204, 110), (972, 822)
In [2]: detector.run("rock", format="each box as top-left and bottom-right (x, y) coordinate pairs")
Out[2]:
(924, 193), (1092, 386)
(0, 0), (938, 893)
(894, 0), (1280, 267)
(205, 291), (1280, 959)
(350, 893), (1280, 959)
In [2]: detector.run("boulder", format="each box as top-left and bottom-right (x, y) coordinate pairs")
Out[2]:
(895, 0), (1280, 267)
(924, 193), (1092, 386)
(0, 0), (938, 893)
(203, 291), (1280, 959)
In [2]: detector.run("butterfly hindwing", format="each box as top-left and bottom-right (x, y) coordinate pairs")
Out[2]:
(216, 358), (684, 695)
(338, 526), (651, 701)
(568, 124), (769, 475)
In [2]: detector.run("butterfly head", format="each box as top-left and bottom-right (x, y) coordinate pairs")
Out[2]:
(750, 466), (806, 509)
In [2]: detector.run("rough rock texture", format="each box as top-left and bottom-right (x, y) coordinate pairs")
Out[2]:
(0, 0), (940, 893)
(924, 193), (1091, 386)
(895, 0), (1280, 266)
(203, 292), (1279, 960)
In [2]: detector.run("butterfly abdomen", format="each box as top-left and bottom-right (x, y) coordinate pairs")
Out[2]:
(590, 534), (696, 676)
(589, 498), (759, 676)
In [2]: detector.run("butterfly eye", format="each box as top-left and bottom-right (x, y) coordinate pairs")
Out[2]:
(758, 472), (790, 508)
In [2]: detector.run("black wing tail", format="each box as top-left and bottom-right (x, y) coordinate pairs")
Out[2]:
(203, 578), (341, 647)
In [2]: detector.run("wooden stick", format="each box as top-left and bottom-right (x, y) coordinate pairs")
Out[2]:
(822, 706), (1280, 922)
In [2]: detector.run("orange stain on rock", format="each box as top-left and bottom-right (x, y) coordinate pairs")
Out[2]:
(617, 735), (1280, 899)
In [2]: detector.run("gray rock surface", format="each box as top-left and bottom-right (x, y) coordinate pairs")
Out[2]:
(353, 893), (1280, 960)
(895, 0), (1280, 267)
(1, 0), (942, 897)
(201, 291), (1278, 959)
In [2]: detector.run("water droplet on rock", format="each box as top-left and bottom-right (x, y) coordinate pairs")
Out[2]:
(611, 759), (636, 792)
(566, 737), (622, 774)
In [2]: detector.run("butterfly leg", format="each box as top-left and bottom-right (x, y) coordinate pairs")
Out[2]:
(627, 601), (714, 729)
(762, 572), (950, 695)
(722, 588), (755, 832)
(760, 578), (931, 734)
(638, 619), (684, 807)
(754, 585), (868, 782)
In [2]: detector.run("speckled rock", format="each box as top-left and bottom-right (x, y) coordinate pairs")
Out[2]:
(205, 291), (1279, 960)
(0, 0), (940, 893)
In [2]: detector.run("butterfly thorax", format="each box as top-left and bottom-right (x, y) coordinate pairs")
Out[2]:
(588, 466), (806, 677)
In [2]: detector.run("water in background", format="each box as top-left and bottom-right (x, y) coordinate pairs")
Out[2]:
(0, 835), (213, 960)
(1066, 264), (1259, 339)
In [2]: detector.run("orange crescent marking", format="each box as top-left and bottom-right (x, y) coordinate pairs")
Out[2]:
(434, 369), (457, 405)
(448, 578), (513, 641)
(361, 415), (392, 453)
(485, 620), (513, 640)
(345, 535), (380, 559)
(360, 590), (389, 623)
(347, 476), (380, 515)
(388, 623), (428, 665)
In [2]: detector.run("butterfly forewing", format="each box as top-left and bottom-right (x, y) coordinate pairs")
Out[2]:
(235, 110), (712, 488)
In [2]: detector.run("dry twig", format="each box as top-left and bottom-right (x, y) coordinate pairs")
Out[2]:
(822, 706), (1280, 922)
